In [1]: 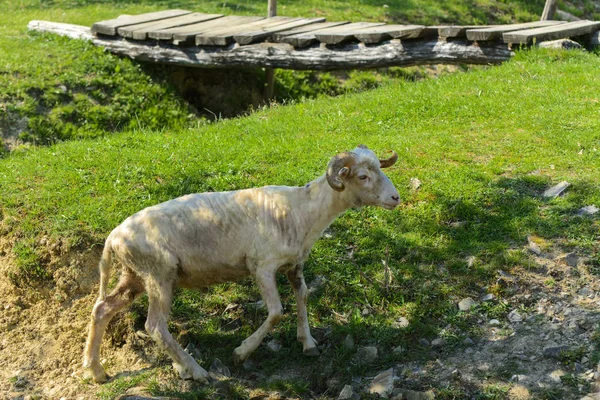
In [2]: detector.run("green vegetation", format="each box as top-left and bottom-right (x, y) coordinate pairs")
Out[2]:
(1, 0), (599, 398)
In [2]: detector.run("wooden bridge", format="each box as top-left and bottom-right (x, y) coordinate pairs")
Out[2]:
(29, 9), (600, 70)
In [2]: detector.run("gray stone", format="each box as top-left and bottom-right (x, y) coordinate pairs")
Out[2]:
(458, 297), (477, 311)
(393, 388), (435, 400)
(343, 334), (355, 350)
(266, 339), (282, 352)
(418, 338), (430, 346)
(543, 345), (570, 358)
(527, 236), (542, 255)
(338, 384), (359, 400)
(184, 342), (202, 360)
(481, 293), (495, 302)
(431, 337), (446, 348)
(209, 358), (231, 380)
(539, 39), (582, 50)
(368, 368), (395, 398)
(577, 205), (599, 217)
(508, 309), (524, 323)
(396, 317), (410, 328)
(463, 337), (475, 346)
(410, 177), (421, 190)
(543, 181), (570, 198)
(393, 345), (406, 354)
(565, 253), (580, 267)
(489, 319), (501, 326)
(356, 346), (378, 364)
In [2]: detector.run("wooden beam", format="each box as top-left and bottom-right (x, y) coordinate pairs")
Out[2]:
(92, 9), (191, 36)
(28, 20), (514, 70)
(503, 20), (600, 44)
(233, 18), (325, 45)
(117, 13), (223, 40)
(438, 25), (490, 38)
(466, 21), (564, 41)
(541, 0), (559, 21)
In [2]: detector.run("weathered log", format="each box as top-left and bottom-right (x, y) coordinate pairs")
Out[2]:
(28, 20), (514, 70)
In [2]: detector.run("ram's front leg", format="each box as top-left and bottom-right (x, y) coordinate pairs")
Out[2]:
(233, 267), (283, 365)
(286, 265), (319, 356)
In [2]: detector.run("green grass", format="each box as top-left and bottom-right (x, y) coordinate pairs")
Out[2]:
(1, 0), (600, 398)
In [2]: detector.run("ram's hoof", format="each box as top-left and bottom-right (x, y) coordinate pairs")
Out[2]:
(303, 346), (320, 357)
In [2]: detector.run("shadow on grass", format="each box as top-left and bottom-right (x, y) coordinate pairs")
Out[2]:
(109, 173), (598, 398)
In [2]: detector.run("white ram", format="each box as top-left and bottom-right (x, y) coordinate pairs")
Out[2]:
(83, 145), (400, 383)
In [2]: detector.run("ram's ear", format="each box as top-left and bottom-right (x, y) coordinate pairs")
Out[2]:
(326, 152), (355, 192)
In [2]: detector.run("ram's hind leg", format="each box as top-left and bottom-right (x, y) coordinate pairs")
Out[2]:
(144, 278), (209, 383)
(286, 265), (319, 356)
(83, 269), (144, 383)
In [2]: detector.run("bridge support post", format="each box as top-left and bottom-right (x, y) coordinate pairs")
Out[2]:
(541, 0), (558, 20)
(264, 0), (277, 100)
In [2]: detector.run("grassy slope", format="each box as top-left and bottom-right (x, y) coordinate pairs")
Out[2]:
(0, 0), (550, 147)
(1, 48), (599, 397)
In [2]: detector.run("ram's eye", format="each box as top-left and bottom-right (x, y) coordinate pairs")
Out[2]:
(358, 175), (368, 181)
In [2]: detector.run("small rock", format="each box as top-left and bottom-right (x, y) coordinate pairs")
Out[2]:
(343, 334), (355, 350)
(508, 383), (531, 400)
(356, 346), (378, 364)
(463, 337), (475, 346)
(393, 388), (435, 400)
(508, 309), (524, 323)
(489, 319), (501, 326)
(481, 293), (495, 302)
(450, 221), (466, 228)
(135, 330), (150, 340)
(338, 384), (359, 400)
(543, 181), (570, 198)
(393, 345), (406, 355)
(527, 236), (542, 255)
(362, 308), (370, 316)
(466, 255), (476, 268)
(498, 270), (514, 279)
(458, 297), (477, 311)
(395, 317), (410, 328)
(548, 369), (566, 383)
(410, 177), (421, 190)
(579, 287), (593, 298)
(543, 345), (570, 358)
(266, 339), (282, 352)
(184, 342), (202, 360)
(242, 359), (254, 370)
(565, 253), (580, 267)
(209, 358), (231, 380)
(577, 205), (599, 217)
(538, 39), (582, 50)
(418, 338), (430, 346)
(431, 338), (446, 348)
(368, 368), (394, 398)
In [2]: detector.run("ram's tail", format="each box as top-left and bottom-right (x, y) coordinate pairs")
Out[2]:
(98, 239), (113, 300)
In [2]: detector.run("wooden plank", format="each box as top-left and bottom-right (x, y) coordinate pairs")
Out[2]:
(30, 20), (516, 70)
(466, 21), (565, 41)
(155, 16), (262, 42)
(503, 20), (600, 44)
(439, 25), (491, 38)
(353, 24), (425, 44)
(91, 9), (191, 36)
(314, 22), (387, 45)
(118, 13), (223, 40)
(233, 17), (325, 45)
(271, 21), (351, 47)
(195, 16), (298, 46)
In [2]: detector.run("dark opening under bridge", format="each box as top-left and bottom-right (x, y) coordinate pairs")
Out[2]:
(29, 10), (600, 70)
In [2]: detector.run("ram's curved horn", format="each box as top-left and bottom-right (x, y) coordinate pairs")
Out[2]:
(379, 151), (398, 168)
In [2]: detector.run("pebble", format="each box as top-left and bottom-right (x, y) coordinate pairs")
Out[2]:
(577, 205), (599, 217)
(565, 253), (580, 267)
(458, 298), (477, 311)
(489, 319), (501, 326)
(431, 338), (446, 348)
(266, 339), (282, 352)
(410, 177), (421, 190)
(356, 346), (378, 364)
(368, 368), (394, 398)
(527, 236), (542, 255)
(508, 309), (524, 323)
(396, 317), (410, 328)
(338, 384), (359, 400)
(481, 293), (495, 302)
(543, 181), (570, 198)
(208, 358), (231, 380)
(418, 338), (430, 347)
(343, 334), (355, 350)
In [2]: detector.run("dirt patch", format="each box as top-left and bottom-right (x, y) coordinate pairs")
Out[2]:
(1, 243), (599, 399)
